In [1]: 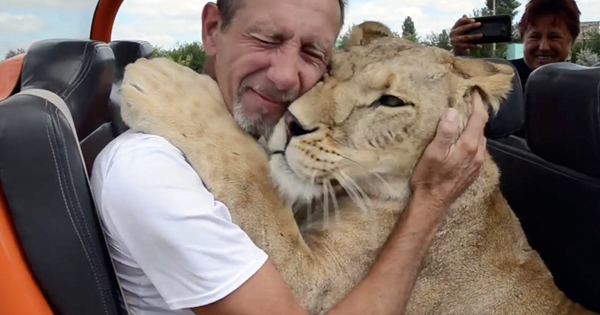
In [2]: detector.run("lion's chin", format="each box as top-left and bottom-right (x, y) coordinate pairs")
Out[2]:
(269, 153), (323, 205)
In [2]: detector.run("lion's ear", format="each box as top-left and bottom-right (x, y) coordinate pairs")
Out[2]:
(450, 58), (515, 113)
(342, 21), (394, 48)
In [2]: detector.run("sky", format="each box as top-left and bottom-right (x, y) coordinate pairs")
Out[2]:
(1, 0), (600, 58)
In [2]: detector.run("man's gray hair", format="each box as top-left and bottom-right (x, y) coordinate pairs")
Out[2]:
(216, 0), (347, 31)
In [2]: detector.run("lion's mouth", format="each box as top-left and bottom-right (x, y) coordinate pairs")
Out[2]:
(269, 152), (324, 202)
(270, 150), (339, 186)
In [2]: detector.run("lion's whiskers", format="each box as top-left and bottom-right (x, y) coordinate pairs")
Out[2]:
(334, 172), (371, 215)
(341, 172), (372, 211)
(322, 181), (330, 228)
(326, 180), (339, 221)
(337, 153), (395, 194)
(306, 170), (318, 225)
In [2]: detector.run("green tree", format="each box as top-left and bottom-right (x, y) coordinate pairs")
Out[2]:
(485, 0), (521, 19)
(337, 24), (356, 47)
(572, 31), (600, 63)
(512, 22), (521, 43)
(422, 29), (452, 50)
(4, 47), (26, 60)
(401, 16), (419, 42)
(152, 41), (206, 73)
(467, 0), (521, 59)
(574, 47), (599, 66)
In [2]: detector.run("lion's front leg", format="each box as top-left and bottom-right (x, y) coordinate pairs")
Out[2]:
(120, 57), (366, 314)
(120, 57), (304, 253)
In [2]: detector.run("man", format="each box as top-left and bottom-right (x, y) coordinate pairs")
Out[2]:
(90, 0), (490, 314)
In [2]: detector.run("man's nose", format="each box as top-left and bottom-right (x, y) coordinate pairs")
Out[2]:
(267, 48), (300, 92)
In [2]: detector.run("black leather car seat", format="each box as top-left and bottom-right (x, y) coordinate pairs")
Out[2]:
(0, 39), (128, 315)
(487, 62), (600, 312)
(482, 57), (525, 142)
(80, 40), (153, 174)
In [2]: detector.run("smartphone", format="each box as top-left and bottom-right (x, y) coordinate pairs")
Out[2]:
(466, 14), (512, 44)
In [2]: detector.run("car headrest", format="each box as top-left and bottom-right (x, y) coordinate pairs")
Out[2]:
(108, 40), (153, 136)
(109, 40), (153, 80)
(20, 39), (115, 140)
(481, 58), (525, 139)
(525, 62), (600, 177)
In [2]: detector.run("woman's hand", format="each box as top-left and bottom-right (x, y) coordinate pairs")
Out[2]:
(450, 15), (484, 56)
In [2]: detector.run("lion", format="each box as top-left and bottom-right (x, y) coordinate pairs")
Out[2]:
(118, 21), (597, 315)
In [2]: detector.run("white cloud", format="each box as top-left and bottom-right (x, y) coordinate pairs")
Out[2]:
(2, 0), (95, 10)
(344, 0), (600, 38)
(577, 0), (600, 20)
(0, 13), (47, 34)
(20, 0), (600, 52)
(112, 0), (208, 49)
(112, 0), (479, 48)
(343, 0), (484, 36)
(119, 0), (208, 19)
(111, 0), (509, 48)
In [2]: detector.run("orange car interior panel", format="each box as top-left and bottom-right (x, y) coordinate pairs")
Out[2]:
(0, 54), (25, 102)
(0, 185), (54, 315)
(0, 0), (123, 313)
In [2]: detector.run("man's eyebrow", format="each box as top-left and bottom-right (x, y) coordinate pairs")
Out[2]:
(247, 22), (331, 55)
(247, 22), (278, 36)
(305, 42), (326, 52)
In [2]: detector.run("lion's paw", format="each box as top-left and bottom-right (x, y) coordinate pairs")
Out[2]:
(120, 57), (232, 134)
(122, 57), (222, 108)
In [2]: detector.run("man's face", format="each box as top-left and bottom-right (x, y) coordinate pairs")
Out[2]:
(522, 14), (573, 71)
(202, 0), (341, 136)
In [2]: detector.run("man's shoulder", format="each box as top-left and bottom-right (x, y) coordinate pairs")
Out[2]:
(93, 131), (185, 178)
(98, 131), (182, 162)
(90, 130), (213, 221)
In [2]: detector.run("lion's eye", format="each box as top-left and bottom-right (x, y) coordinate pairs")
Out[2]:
(374, 94), (411, 107)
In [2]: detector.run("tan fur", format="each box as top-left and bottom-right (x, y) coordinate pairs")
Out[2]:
(119, 22), (597, 315)
(342, 21), (397, 47)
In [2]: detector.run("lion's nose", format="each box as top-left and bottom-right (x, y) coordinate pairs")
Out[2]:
(284, 111), (315, 138)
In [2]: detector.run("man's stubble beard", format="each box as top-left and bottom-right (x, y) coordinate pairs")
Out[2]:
(232, 100), (274, 140)
(232, 80), (298, 141)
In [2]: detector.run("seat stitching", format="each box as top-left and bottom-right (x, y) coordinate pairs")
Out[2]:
(62, 42), (94, 101)
(54, 105), (113, 314)
(46, 103), (110, 315)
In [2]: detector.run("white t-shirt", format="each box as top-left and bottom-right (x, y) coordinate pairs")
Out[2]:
(90, 131), (268, 315)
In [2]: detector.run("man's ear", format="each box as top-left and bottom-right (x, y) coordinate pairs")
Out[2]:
(342, 21), (394, 48)
(450, 58), (515, 114)
(201, 3), (221, 57)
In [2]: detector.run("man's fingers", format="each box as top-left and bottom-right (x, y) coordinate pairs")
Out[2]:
(456, 91), (489, 157)
(476, 136), (487, 164)
(462, 91), (489, 137)
(469, 135), (487, 175)
(430, 108), (461, 157)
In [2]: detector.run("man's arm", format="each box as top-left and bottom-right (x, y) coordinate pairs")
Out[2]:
(192, 92), (489, 315)
(95, 134), (270, 311)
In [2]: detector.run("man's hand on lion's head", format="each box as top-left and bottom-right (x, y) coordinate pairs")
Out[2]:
(410, 90), (489, 214)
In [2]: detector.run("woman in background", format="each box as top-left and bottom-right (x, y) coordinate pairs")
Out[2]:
(449, 0), (581, 89)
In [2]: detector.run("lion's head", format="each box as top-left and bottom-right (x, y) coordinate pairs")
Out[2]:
(267, 21), (514, 203)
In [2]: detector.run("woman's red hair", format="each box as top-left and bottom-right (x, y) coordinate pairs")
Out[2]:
(518, 0), (581, 40)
